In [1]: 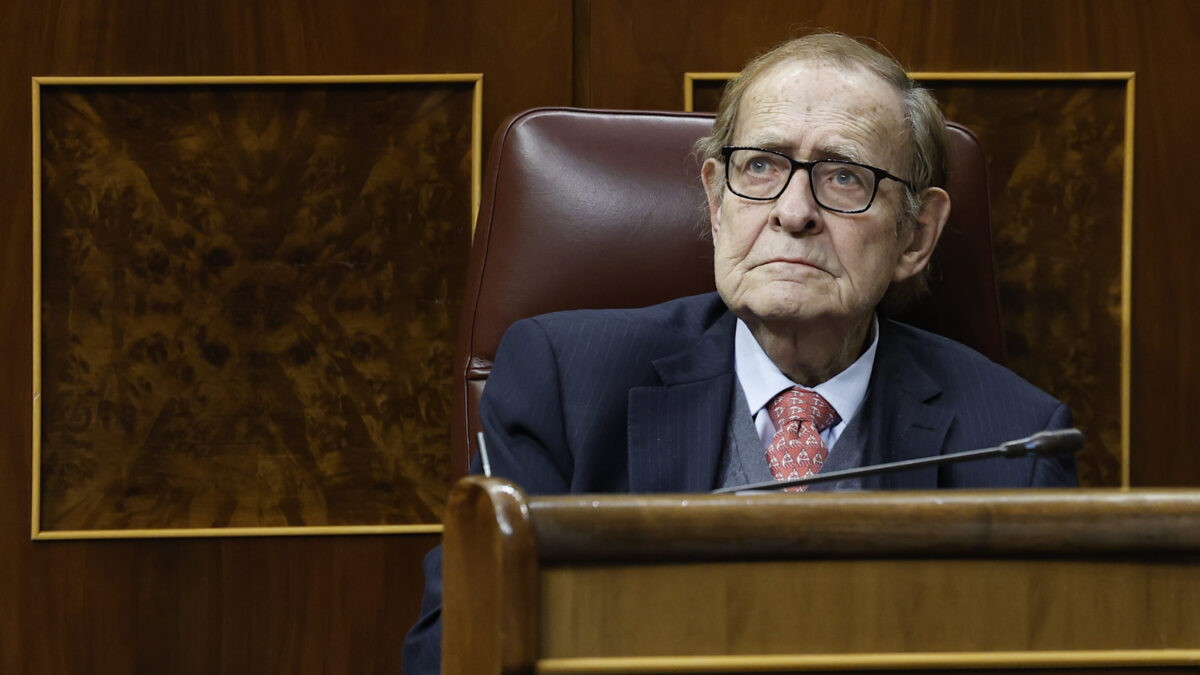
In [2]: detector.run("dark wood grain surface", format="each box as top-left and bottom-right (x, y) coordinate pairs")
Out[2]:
(530, 488), (1200, 562)
(0, 0), (569, 672)
(37, 81), (472, 531)
(927, 81), (1127, 488)
(446, 478), (1200, 672)
(4, 1), (1200, 673)
(442, 474), (538, 674)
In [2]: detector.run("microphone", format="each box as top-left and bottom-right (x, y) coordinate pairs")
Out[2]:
(476, 431), (493, 477)
(712, 428), (1084, 494)
(999, 428), (1085, 457)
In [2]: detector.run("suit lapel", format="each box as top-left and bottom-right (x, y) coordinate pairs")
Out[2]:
(864, 320), (954, 489)
(625, 314), (954, 492)
(627, 312), (736, 493)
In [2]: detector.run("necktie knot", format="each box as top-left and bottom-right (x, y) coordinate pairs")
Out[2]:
(768, 387), (839, 432)
(764, 387), (839, 490)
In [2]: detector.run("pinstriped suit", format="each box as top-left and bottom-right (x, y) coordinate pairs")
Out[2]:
(477, 291), (1075, 495)
(402, 292), (1077, 673)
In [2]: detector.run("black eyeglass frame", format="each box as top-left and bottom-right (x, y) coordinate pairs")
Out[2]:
(720, 146), (915, 214)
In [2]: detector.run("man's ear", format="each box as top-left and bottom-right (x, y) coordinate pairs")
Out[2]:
(701, 158), (724, 239)
(893, 187), (951, 282)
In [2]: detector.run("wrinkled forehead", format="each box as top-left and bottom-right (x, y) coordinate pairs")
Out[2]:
(734, 59), (910, 165)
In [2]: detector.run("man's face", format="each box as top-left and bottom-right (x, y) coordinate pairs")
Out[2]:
(703, 61), (923, 334)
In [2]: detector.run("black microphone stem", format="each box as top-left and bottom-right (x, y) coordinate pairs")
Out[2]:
(712, 428), (1083, 494)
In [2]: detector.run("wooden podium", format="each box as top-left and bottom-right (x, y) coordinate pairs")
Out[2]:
(441, 477), (1200, 674)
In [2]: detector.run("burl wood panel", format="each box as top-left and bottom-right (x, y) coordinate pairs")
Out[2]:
(689, 78), (1126, 488)
(2, 1), (570, 673)
(925, 81), (1126, 489)
(37, 81), (473, 531)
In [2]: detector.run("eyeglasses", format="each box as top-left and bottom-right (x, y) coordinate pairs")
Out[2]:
(720, 146), (913, 214)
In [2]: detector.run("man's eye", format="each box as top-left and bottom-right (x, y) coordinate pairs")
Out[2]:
(746, 158), (772, 174)
(832, 168), (862, 187)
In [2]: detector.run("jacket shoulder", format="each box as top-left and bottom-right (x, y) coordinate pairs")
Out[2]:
(523, 292), (728, 341)
(881, 319), (1063, 411)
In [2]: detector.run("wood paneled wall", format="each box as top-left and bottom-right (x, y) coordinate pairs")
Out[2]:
(0, 1), (570, 673)
(2, 1), (1198, 673)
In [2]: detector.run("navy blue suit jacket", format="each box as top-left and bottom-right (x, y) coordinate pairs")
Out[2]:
(403, 293), (1078, 673)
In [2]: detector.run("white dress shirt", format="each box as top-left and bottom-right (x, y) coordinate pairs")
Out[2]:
(734, 316), (879, 451)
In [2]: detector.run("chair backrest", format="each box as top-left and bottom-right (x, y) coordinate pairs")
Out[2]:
(450, 107), (1001, 476)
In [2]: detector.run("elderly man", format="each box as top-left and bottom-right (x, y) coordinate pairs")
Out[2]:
(403, 32), (1077, 673)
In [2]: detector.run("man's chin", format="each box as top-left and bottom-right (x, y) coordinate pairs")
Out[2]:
(731, 294), (830, 326)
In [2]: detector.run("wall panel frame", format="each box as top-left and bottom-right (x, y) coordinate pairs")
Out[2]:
(32, 74), (482, 539)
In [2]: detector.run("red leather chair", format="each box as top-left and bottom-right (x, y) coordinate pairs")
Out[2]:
(450, 107), (1001, 476)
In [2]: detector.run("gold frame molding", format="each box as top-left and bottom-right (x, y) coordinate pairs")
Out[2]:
(31, 73), (483, 540)
(685, 71), (1135, 488)
(537, 648), (1200, 672)
(682, 72), (736, 113)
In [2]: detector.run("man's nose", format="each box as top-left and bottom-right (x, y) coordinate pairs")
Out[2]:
(769, 169), (824, 234)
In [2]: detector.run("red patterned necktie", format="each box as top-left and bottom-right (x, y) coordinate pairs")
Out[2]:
(765, 387), (840, 491)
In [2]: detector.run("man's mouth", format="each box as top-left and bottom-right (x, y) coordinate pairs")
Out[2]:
(759, 257), (823, 273)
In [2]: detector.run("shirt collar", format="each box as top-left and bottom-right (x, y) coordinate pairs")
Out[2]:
(734, 315), (878, 426)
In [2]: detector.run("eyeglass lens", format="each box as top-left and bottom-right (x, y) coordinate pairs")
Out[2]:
(726, 149), (877, 212)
